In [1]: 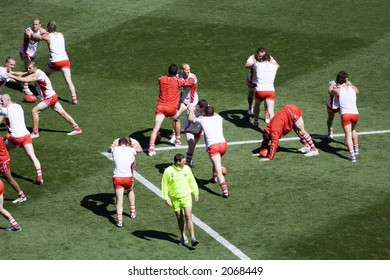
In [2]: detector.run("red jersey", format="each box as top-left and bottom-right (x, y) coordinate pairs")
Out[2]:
(157, 76), (194, 108)
(0, 137), (10, 163)
(263, 104), (302, 159)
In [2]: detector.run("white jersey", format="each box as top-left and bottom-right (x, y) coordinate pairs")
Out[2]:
(48, 33), (69, 62)
(195, 114), (225, 148)
(180, 73), (198, 105)
(253, 61), (279, 91)
(339, 85), (358, 115)
(35, 69), (56, 99)
(0, 103), (30, 137)
(112, 146), (136, 177)
(184, 108), (202, 134)
(327, 80), (339, 109)
(19, 29), (43, 58)
(0, 66), (11, 90)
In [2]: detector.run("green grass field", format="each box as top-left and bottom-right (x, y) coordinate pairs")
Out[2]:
(1, 0), (389, 260)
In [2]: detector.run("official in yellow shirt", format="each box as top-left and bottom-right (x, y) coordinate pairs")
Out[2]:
(161, 153), (199, 247)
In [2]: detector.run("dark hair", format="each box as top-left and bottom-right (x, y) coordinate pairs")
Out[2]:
(47, 21), (57, 32)
(256, 47), (266, 54)
(204, 105), (215, 116)
(168, 64), (178, 76)
(174, 153), (185, 163)
(118, 137), (130, 146)
(336, 71), (348, 85)
(261, 53), (271, 62)
(197, 99), (208, 109)
(263, 130), (270, 142)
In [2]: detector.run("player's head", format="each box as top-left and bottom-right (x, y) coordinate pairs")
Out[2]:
(32, 18), (42, 31)
(196, 99), (208, 113)
(26, 61), (38, 73)
(336, 71), (348, 85)
(118, 137), (130, 146)
(180, 63), (191, 78)
(5, 57), (16, 70)
(261, 53), (271, 62)
(204, 105), (215, 117)
(255, 47), (266, 60)
(168, 64), (178, 77)
(0, 94), (12, 107)
(174, 153), (186, 167)
(47, 21), (57, 33)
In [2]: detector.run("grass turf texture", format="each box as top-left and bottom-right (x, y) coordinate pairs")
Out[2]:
(1, 0), (389, 259)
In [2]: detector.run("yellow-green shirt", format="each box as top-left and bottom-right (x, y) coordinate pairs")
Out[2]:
(161, 164), (198, 200)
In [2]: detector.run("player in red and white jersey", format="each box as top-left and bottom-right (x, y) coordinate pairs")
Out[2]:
(252, 53), (279, 127)
(148, 64), (195, 156)
(36, 21), (78, 104)
(0, 134), (26, 205)
(7, 61), (82, 138)
(0, 57), (18, 92)
(169, 64), (199, 145)
(19, 18), (46, 95)
(110, 138), (137, 227)
(188, 105), (229, 198)
(0, 179), (22, 232)
(256, 104), (319, 161)
(330, 71), (360, 162)
(183, 99), (208, 167)
(326, 79), (341, 139)
(245, 47), (271, 122)
(0, 94), (43, 186)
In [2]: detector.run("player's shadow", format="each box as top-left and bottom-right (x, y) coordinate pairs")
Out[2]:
(132, 230), (196, 249)
(26, 126), (69, 134)
(5, 82), (38, 95)
(195, 177), (221, 197)
(219, 109), (263, 131)
(155, 163), (171, 174)
(58, 96), (71, 104)
(129, 128), (174, 156)
(313, 135), (349, 159)
(80, 193), (130, 226)
(10, 172), (35, 184)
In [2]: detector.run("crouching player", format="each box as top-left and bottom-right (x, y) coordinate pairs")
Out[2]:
(256, 104), (319, 160)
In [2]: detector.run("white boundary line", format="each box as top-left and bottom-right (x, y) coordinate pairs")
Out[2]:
(101, 151), (251, 260)
(146, 129), (390, 152)
(102, 129), (389, 260)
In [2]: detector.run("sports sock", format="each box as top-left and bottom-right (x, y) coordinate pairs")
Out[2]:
(302, 132), (317, 151)
(117, 213), (123, 223)
(186, 153), (193, 165)
(8, 217), (19, 228)
(36, 169), (42, 181)
(220, 182), (228, 195)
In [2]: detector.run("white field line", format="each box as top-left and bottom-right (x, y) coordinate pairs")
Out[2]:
(101, 151), (251, 260)
(144, 129), (390, 152)
(101, 129), (389, 260)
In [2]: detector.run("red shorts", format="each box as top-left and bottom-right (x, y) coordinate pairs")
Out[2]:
(48, 59), (71, 70)
(8, 134), (32, 147)
(155, 104), (177, 117)
(44, 94), (59, 107)
(113, 177), (134, 191)
(0, 158), (11, 174)
(0, 180), (4, 195)
(208, 142), (228, 158)
(327, 105), (339, 114)
(255, 91), (275, 102)
(341, 113), (359, 127)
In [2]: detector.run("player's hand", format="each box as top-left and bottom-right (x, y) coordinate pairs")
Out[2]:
(194, 195), (199, 202)
(165, 199), (172, 206)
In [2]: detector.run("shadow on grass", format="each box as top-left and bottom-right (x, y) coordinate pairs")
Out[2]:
(196, 177), (221, 198)
(132, 230), (196, 250)
(80, 192), (125, 226)
(219, 109), (264, 132)
(129, 128), (173, 156)
(25, 126), (70, 135)
(155, 163), (171, 175)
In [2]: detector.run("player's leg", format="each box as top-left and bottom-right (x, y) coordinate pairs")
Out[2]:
(31, 102), (46, 138)
(264, 102), (270, 123)
(2, 169), (26, 202)
(351, 122), (359, 155)
(62, 68), (78, 104)
(175, 208), (186, 244)
(149, 114), (164, 156)
(210, 150), (229, 198)
(115, 187), (124, 227)
(22, 143), (43, 184)
(52, 102), (82, 135)
(295, 117), (318, 156)
(253, 98), (261, 127)
(127, 186), (136, 219)
(0, 186), (21, 231)
(185, 132), (196, 167)
(265, 99), (275, 120)
(247, 88), (254, 116)
(21, 57), (33, 94)
(327, 110), (335, 139)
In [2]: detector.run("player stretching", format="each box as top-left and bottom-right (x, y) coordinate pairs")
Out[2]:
(8, 61), (82, 138)
(0, 180), (22, 232)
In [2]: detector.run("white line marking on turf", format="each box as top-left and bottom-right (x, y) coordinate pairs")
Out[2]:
(100, 151), (251, 260)
(145, 129), (390, 152)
